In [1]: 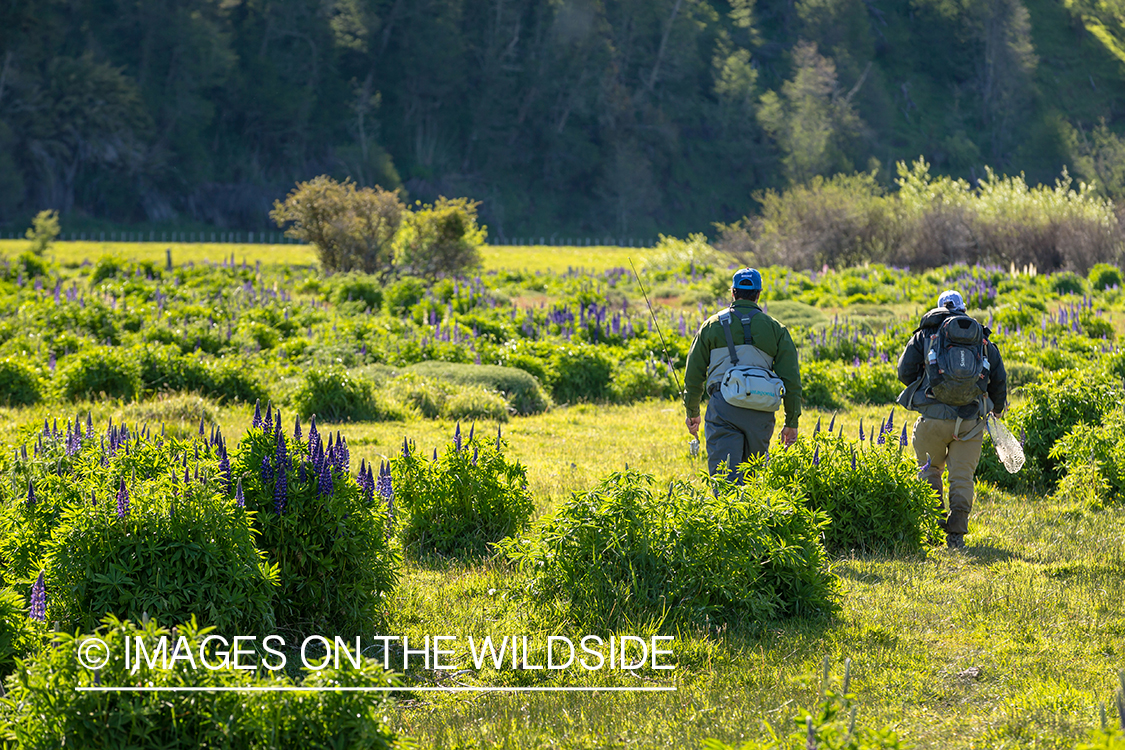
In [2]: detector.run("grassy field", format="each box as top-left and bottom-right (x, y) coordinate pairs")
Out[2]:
(0, 240), (643, 274)
(3, 392), (1120, 747)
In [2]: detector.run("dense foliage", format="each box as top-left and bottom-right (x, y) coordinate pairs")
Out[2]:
(11, 0), (1125, 241)
(748, 422), (944, 553)
(499, 470), (838, 630)
(393, 424), (534, 556)
(0, 616), (400, 750)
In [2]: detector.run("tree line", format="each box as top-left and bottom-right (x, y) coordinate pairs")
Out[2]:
(4, 0), (1125, 241)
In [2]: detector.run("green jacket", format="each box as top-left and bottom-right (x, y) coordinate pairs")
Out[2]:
(682, 300), (802, 428)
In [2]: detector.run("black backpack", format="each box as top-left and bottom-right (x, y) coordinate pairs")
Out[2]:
(924, 314), (989, 406)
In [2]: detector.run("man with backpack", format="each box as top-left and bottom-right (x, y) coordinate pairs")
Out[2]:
(683, 268), (802, 482)
(897, 290), (1008, 550)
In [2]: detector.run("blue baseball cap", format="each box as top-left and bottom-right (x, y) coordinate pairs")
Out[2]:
(938, 290), (966, 312)
(732, 268), (762, 291)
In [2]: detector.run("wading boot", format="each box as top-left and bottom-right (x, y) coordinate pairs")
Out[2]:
(946, 533), (965, 550)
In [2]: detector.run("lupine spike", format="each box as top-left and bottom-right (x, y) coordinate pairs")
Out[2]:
(920, 454), (932, 474)
(116, 478), (130, 518)
(812, 445), (820, 466)
(454, 422), (462, 451)
(252, 399), (262, 428)
(29, 571), (45, 621)
(858, 419), (865, 441)
(497, 423), (503, 450)
(468, 422), (475, 443)
(814, 417), (821, 435)
(235, 477), (245, 508)
(851, 450), (856, 471)
(27, 479), (35, 508)
(900, 424), (908, 447)
(294, 416), (302, 441)
(828, 413), (836, 432)
(886, 408), (894, 434)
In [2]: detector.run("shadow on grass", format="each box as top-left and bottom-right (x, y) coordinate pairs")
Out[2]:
(963, 542), (1018, 564)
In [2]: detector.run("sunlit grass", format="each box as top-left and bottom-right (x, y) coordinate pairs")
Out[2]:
(0, 240), (644, 275)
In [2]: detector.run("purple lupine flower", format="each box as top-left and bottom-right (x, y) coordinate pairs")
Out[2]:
(850, 450), (856, 471)
(219, 450), (231, 494)
(468, 422), (475, 443)
(812, 446), (820, 466)
(116, 478), (129, 518)
(1019, 427), (1025, 446)
(235, 477), (245, 508)
(919, 455), (932, 474)
(814, 417), (821, 435)
(402, 437), (410, 458)
(260, 455), (272, 484)
(432, 448), (438, 461)
(298, 460), (306, 483)
(263, 403), (273, 435)
(294, 416), (302, 442)
(877, 430), (886, 445)
(26, 479), (35, 508)
(252, 399), (262, 428)
(900, 425), (908, 447)
(274, 464), (287, 515)
(453, 422), (462, 452)
(886, 408), (894, 435)
(318, 460), (333, 497)
(472, 445), (479, 465)
(308, 415), (320, 452)
(199, 416), (205, 436)
(497, 423), (503, 450)
(858, 419), (865, 442)
(29, 571), (45, 622)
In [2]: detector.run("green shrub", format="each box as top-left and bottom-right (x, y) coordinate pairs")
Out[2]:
(837, 363), (900, 405)
(138, 346), (266, 403)
(0, 358), (41, 406)
(234, 417), (398, 636)
(801, 360), (844, 410)
(90, 255), (125, 285)
(441, 387), (510, 422)
(766, 300), (828, 329)
(610, 359), (675, 403)
(393, 426), (533, 556)
(748, 430), (943, 553)
(406, 360), (551, 415)
(42, 438), (278, 635)
(499, 470), (838, 630)
(387, 373), (454, 418)
(1050, 271), (1085, 295)
(978, 368), (1123, 490)
(1051, 412), (1125, 506)
(0, 615), (401, 749)
(384, 276), (427, 315)
(1089, 262), (1123, 291)
(0, 587), (41, 677)
(290, 366), (407, 422)
(56, 347), (142, 402)
(1004, 361), (1042, 388)
(548, 345), (614, 403)
(394, 196), (485, 279)
(331, 271), (384, 310)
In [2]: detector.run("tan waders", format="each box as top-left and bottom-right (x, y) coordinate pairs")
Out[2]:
(911, 415), (986, 542)
(705, 389), (775, 483)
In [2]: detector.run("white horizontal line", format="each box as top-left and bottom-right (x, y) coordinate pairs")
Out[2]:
(76, 686), (676, 693)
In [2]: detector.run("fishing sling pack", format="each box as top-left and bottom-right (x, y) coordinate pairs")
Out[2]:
(718, 308), (785, 412)
(924, 314), (990, 407)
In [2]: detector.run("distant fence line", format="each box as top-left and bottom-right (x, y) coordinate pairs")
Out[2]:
(0, 231), (656, 247)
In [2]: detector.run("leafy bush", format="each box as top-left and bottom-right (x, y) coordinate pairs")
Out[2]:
(24, 209), (59, 256)
(56, 347), (142, 402)
(271, 176), (405, 276)
(137, 345), (266, 403)
(0, 587), (41, 676)
(1051, 412), (1125, 506)
(801, 361), (845, 410)
(406, 361), (550, 415)
(748, 430), (943, 553)
(1005, 361), (1042, 388)
(979, 369), (1123, 490)
(44, 465), (278, 635)
(331, 271), (384, 311)
(499, 470), (838, 629)
(393, 426), (533, 556)
(234, 415), (398, 636)
(836, 363), (900, 404)
(1050, 271), (1085, 295)
(387, 373), (455, 418)
(384, 276), (426, 315)
(394, 196), (485, 279)
(0, 358), (41, 406)
(1089, 262), (1123, 290)
(548, 345), (614, 403)
(0, 615), (400, 749)
(609, 359), (675, 403)
(290, 366), (407, 422)
(441, 387), (509, 422)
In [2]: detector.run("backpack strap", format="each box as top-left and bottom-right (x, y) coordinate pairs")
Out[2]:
(735, 308), (760, 347)
(719, 310), (739, 366)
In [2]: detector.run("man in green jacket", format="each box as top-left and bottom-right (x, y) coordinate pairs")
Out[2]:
(683, 268), (802, 481)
